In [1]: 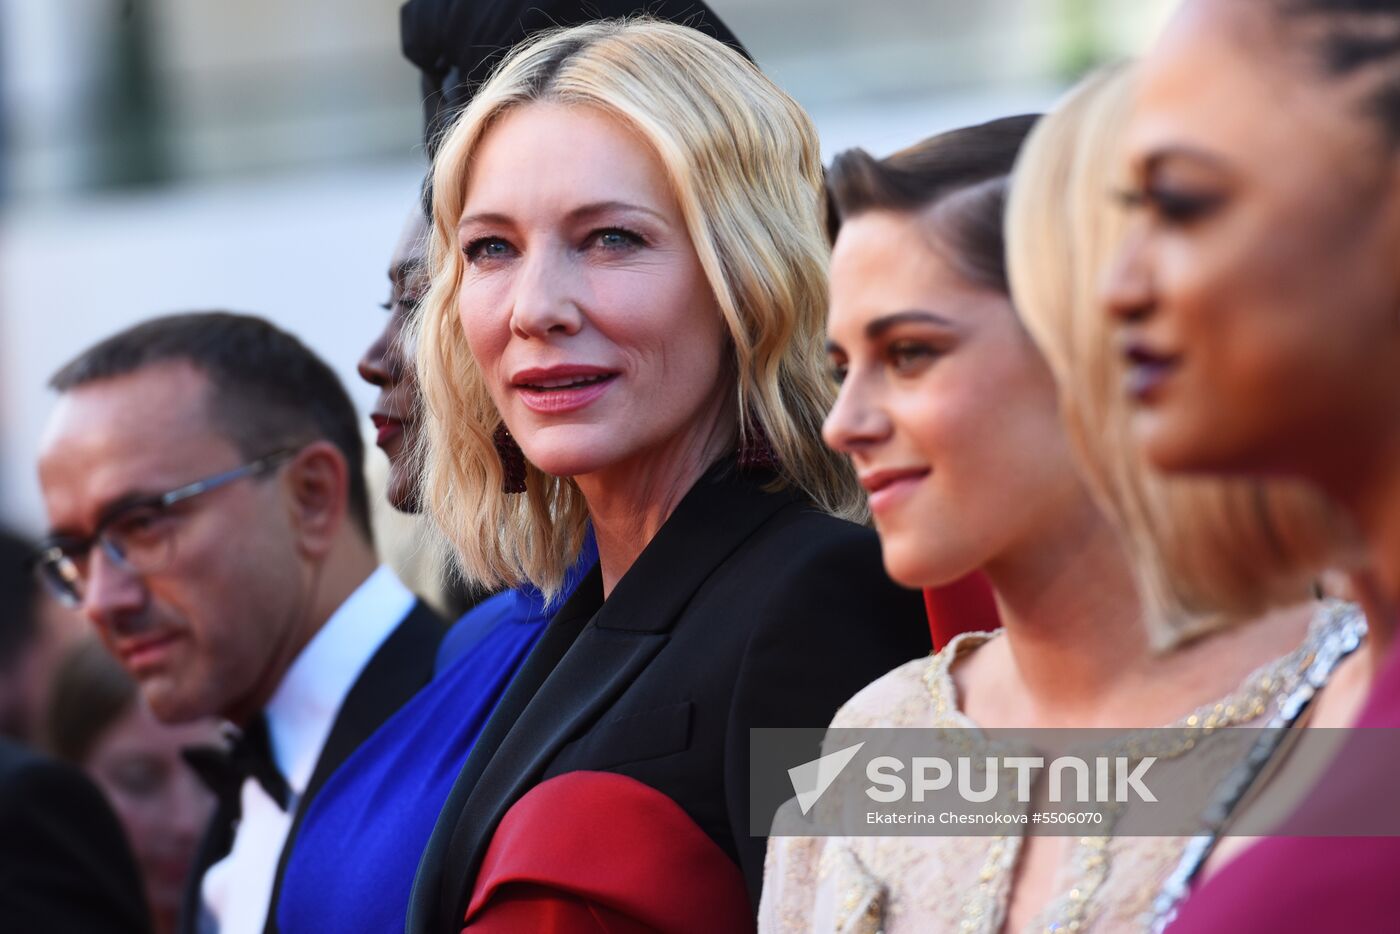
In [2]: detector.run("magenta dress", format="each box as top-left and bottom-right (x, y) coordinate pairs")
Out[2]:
(1167, 638), (1400, 932)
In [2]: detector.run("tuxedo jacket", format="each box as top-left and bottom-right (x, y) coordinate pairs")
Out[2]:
(0, 739), (152, 934)
(176, 598), (445, 934)
(406, 465), (931, 933)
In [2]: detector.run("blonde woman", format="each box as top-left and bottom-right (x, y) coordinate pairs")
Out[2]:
(760, 66), (1361, 934)
(406, 19), (929, 934)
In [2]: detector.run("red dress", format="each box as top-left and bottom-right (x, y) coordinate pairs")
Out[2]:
(924, 572), (999, 651)
(463, 771), (754, 933)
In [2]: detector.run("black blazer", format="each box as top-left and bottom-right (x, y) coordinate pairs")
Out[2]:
(0, 739), (152, 934)
(177, 597), (445, 934)
(406, 464), (931, 933)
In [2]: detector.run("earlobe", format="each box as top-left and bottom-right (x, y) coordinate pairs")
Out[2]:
(285, 441), (349, 558)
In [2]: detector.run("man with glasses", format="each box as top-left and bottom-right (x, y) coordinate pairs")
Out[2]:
(35, 311), (445, 934)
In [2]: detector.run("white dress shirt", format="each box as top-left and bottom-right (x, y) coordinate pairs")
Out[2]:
(200, 565), (415, 933)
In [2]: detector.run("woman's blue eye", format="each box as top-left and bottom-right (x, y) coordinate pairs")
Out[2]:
(464, 238), (513, 262)
(827, 361), (848, 385)
(592, 228), (644, 250)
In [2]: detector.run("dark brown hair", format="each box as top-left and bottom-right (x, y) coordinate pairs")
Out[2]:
(1280, 0), (1400, 142)
(825, 115), (1040, 293)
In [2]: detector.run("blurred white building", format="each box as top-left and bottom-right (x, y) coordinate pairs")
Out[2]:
(0, 0), (1172, 532)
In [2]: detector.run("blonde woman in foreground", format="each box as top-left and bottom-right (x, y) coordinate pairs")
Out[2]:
(405, 19), (929, 934)
(759, 65), (1362, 934)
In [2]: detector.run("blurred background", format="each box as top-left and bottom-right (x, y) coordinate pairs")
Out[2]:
(0, 0), (1174, 536)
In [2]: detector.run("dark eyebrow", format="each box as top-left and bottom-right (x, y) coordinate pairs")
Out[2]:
(458, 200), (666, 232)
(43, 491), (164, 546)
(94, 491), (166, 528)
(865, 310), (959, 340)
(1142, 146), (1232, 175)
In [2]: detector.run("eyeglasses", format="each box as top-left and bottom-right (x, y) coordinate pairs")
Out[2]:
(32, 449), (298, 609)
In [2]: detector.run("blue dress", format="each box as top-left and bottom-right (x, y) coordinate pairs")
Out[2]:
(275, 541), (596, 933)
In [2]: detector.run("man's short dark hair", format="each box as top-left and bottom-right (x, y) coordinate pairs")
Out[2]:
(50, 311), (373, 540)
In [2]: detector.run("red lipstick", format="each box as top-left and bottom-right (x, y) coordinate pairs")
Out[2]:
(371, 413), (404, 447)
(511, 365), (619, 415)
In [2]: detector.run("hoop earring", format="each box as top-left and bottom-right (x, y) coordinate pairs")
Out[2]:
(494, 424), (527, 494)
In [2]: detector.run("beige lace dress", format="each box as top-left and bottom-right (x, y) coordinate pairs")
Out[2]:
(758, 602), (1364, 934)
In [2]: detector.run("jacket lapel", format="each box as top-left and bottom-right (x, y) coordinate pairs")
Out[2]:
(405, 576), (598, 934)
(432, 619), (669, 926)
(413, 463), (799, 932)
(301, 598), (444, 803)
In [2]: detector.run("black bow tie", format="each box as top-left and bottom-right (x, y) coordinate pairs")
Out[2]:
(183, 714), (293, 812)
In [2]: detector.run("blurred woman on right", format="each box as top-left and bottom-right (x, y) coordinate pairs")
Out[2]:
(761, 71), (1361, 931)
(1104, 0), (1400, 928)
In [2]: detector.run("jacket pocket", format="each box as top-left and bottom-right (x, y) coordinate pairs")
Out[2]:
(559, 700), (693, 771)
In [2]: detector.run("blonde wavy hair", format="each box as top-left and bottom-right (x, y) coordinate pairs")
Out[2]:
(415, 19), (863, 598)
(1008, 62), (1354, 647)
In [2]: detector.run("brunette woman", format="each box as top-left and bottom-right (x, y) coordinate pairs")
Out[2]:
(762, 81), (1360, 931)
